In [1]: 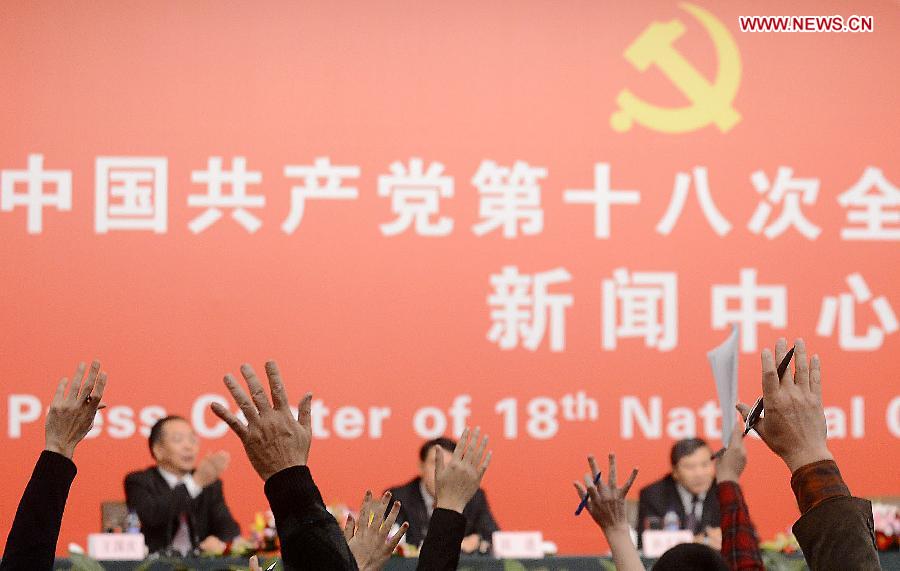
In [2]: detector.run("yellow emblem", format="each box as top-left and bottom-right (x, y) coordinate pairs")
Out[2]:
(611, 3), (742, 134)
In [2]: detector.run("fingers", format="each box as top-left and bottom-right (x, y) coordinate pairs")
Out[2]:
(775, 337), (790, 381)
(68, 362), (86, 401)
(728, 420), (744, 449)
(587, 455), (601, 480)
(573, 481), (587, 500)
(587, 482), (603, 506)
(810, 354), (822, 398)
(382, 498), (401, 532)
(358, 490), (373, 520)
(265, 361), (290, 410)
(375, 491), (392, 528)
(794, 338), (810, 389)
(343, 513), (356, 542)
(760, 349), (779, 397)
(210, 402), (249, 439)
(453, 428), (469, 462)
(52, 377), (68, 406)
(81, 360), (102, 400)
(223, 374), (258, 421)
(92, 370), (108, 402)
(241, 363), (273, 414)
(387, 521), (409, 551)
(478, 450), (492, 477)
(297, 392), (313, 426)
(249, 555), (261, 571)
(464, 427), (481, 463)
(297, 393), (312, 429)
(87, 371), (108, 411)
(435, 444), (445, 476)
(736, 402), (751, 422)
(621, 467), (639, 496)
(608, 453), (618, 489)
(474, 432), (489, 465)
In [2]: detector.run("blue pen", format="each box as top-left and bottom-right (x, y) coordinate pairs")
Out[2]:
(575, 471), (603, 515)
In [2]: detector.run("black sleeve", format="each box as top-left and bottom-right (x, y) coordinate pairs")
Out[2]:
(472, 490), (499, 541)
(263, 465), (357, 571)
(1, 451), (77, 571)
(416, 508), (467, 571)
(206, 480), (240, 541)
(124, 471), (193, 537)
(792, 496), (881, 571)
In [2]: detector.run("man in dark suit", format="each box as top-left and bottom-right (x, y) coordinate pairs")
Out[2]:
(385, 437), (499, 552)
(636, 437), (721, 549)
(124, 415), (240, 555)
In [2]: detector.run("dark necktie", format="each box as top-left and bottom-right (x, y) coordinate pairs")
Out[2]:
(685, 494), (702, 533)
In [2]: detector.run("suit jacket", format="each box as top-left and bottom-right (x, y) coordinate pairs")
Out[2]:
(386, 477), (499, 547)
(124, 466), (240, 553)
(792, 496), (881, 571)
(636, 474), (720, 547)
(1, 451), (76, 570)
(264, 465), (357, 571)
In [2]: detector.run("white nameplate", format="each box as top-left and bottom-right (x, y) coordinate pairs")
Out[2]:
(87, 533), (147, 560)
(641, 530), (694, 558)
(492, 531), (544, 559)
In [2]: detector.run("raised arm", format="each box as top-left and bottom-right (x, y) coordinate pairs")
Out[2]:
(573, 453), (643, 571)
(2, 360), (108, 570)
(211, 361), (357, 570)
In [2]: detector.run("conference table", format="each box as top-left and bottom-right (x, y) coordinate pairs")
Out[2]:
(52, 552), (900, 570)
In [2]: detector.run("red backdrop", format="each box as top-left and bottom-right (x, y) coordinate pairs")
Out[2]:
(1, 0), (898, 556)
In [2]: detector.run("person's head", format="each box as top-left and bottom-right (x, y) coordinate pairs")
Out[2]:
(670, 437), (715, 495)
(654, 543), (729, 570)
(418, 437), (456, 498)
(149, 416), (198, 476)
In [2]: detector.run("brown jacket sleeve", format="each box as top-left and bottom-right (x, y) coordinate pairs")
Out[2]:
(792, 496), (880, 571)
(790, 460), (880, 571)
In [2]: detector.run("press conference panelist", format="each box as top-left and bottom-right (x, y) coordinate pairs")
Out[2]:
(123, 415), (240, 555)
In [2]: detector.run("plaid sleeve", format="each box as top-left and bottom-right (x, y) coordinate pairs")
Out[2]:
(718, 481), (764, 570)
(790, 459), (851, 514)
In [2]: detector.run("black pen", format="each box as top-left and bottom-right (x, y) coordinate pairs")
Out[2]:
(574, 471), (603, 516)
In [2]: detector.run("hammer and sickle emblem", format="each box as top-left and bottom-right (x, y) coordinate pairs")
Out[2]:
(611, 3), (742, 134)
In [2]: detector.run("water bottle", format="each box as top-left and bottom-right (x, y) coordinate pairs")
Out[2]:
(644, 515), (662, 531)
(663, 510), (680, 531)
(124, 510), (141, 533)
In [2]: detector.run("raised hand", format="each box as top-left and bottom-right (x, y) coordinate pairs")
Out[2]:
(210, 361), (313, 480)
(346, 490), (408, 571)
(737, 338), (832, 473)
(45, 360), (108, 459)
(573, 453), (638, 532)
(434, 427), (492, 513)
(573, 453), (642, 571)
